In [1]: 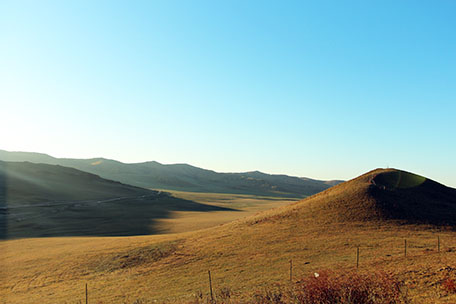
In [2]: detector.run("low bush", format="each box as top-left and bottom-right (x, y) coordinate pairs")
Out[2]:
(442, 278), (456, 293)
(252, 269), (408, 304)
(252, 284), (287, 304)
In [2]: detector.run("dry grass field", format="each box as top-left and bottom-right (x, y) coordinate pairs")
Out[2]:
(153, 190), (297, 233)
(1, 169), (456, 303)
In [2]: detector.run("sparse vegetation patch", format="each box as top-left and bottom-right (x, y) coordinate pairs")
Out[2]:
(88, 241), (179, 273)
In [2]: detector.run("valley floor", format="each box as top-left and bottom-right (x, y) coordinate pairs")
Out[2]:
(2, 182), (456, 304)
(2, 220), (456, 303)
(154, 190), (297, 233)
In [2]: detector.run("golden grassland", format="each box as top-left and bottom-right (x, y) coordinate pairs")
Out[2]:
(2, 170), (456, 303)
(153, 190), (297, 233)
(2, 215), (456, 303)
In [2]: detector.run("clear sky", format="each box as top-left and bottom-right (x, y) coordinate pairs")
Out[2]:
(1, 0), (455, 186)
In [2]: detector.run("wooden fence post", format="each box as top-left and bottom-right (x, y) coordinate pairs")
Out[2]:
(356, 246), (359, 268)
(404, 239), (407, 257)
(208, 270), (214, 303)
(85, 283), (88, 304)
(438, 236), (440, 253)
(290, 260), (293, 282)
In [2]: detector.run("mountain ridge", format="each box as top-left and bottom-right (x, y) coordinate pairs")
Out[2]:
(0, 149), (343, 197)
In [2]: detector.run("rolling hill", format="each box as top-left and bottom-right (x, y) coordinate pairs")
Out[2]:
(2, 168), (456, 303)
(255, 167), (456, 226)
(0, 161), (231, 239)
(0, 160), (153, 204)
(0, 150), (342, 197)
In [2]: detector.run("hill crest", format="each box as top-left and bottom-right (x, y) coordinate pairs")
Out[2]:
(252, 168), (456, 226)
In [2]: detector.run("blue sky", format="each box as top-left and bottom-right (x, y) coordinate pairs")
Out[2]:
(1, 0), (455, 186)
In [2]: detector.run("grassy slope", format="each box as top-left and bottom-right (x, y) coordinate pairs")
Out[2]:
(0, 160), (153, 204)
(153, 190), (296, 234)
(0, 161), (232, 239)
(0, 150), (343, 197)
(1, 168), (456, 303)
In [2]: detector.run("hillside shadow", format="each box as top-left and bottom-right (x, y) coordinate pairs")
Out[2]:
(0, 193), (238, 239)
(371, 173), (456, 226)
(0, 173), (6, 239)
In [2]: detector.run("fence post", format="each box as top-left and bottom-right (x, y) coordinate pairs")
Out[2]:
(356, 246), (359, 268)
(404, 239), (407, 257)
(290, 259), (293, 282)
(85, 283), (88, 304)
(208, 270), (214, 303)
(438, 236), (440, 253)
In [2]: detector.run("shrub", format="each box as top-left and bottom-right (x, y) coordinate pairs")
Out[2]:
(251, 270), (407, 304)
(188, 287), (233, 304)
(442, 278), (456, 293)
(217, 286), (233, 302)
(252, 284), (287, 304)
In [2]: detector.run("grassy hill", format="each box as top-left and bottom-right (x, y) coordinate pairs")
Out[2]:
(0, 150), (342, 197)
(0, 161), (232, 239)
(0, 160), (152, 204)
(257, 168), (456, 226)
(1, 168), (456, 303)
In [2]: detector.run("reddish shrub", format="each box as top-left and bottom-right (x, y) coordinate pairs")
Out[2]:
(295, 270), (403, 304)
(295, 271), (342, 303)
(251, 270), (406, 304)
(442, 278), (456, 293)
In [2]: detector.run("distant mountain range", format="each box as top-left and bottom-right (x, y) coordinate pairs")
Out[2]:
(0, 150), (343, 197)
